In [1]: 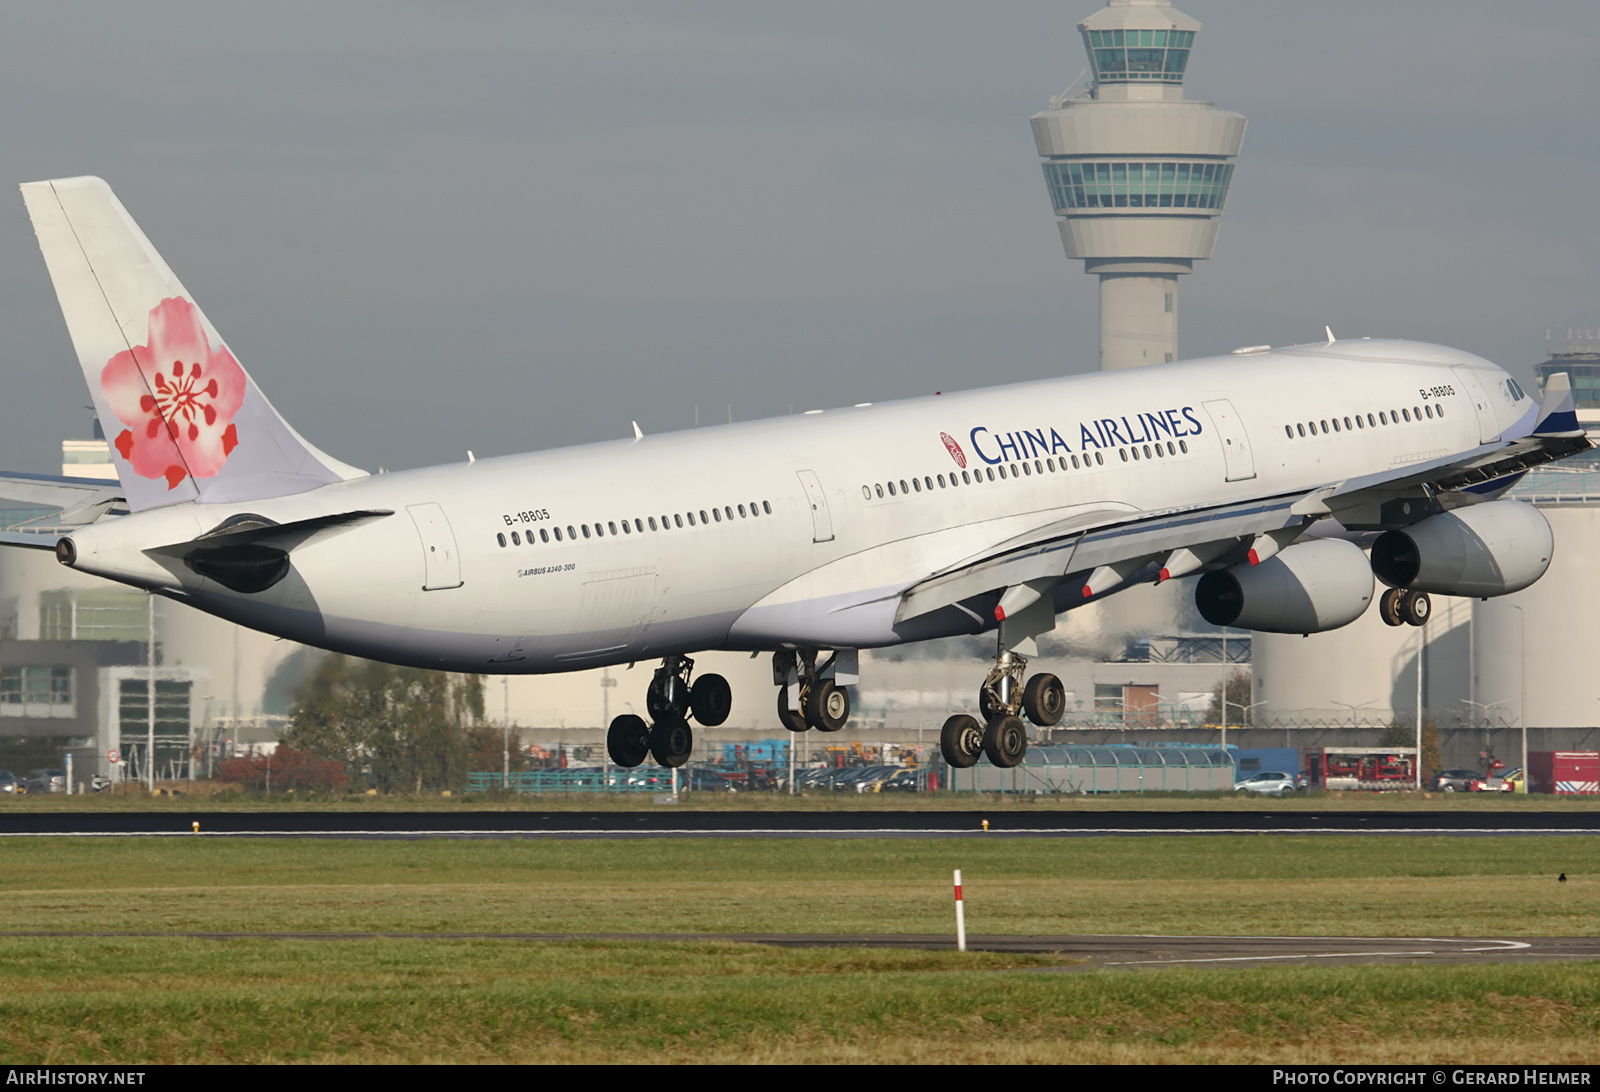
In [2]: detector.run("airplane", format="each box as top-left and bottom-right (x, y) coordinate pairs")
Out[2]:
(0, 176), (1588, 772)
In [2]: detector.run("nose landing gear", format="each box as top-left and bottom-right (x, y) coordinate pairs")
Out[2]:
(607, 654), (732, 769)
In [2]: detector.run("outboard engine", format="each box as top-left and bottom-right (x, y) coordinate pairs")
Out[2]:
(1369, 500), (1552, 598)
(1195, 539), (1374, 634)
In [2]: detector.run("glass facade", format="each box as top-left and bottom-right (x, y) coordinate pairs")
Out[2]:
(0, 666), (71, 707)
(1084, 28), (1194, 83)
(1536, 358), (1600, 409)
(1043, 160), (1233, 212)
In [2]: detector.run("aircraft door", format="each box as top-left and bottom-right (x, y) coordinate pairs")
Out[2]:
(796, 469), (835, 543)
(407, 502), (464, 590)
(1451, 366), (1501, 444)
(1201, 399), (1257, 482)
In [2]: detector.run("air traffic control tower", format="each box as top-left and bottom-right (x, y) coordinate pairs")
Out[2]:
(1032, 0), (1246, 370)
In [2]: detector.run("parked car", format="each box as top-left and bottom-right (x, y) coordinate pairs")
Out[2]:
(20, 769), (66, 794)
(0, 770), (16, 794)
(1235, 771), (1302, 796)
(1429, 769), (1482, 793)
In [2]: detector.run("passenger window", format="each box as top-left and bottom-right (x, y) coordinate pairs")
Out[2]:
(675, 514), (684, 528)
(608, 521), (617, 535)
(497, 533), (506, 548)
(1155, 444), (1164, 458)
(1402, 409), (1411, 422)
(635, 519), (644, 533)
(875, 484), (884, 498)
(962, 471), (971, 484)
(554, 527), (563, 541)
(567, 525), (576, 539)
(1435, 403), (1443, 417)
(1424, 404), (1433, 418)
(1414, 406), (1422, 420)
(582, 525), (591, 539)
(687, 512), (696, 526)
(912, 477), (921, 492)
(1094, 451), (1104, 465)
(1034, 460), (1042, 474)
(1071, 455), (1080, 468)
(1167, 442), (1176, 455)
(699, 510), (709, 524)
(1379, 412), (1387, 424)
(899, 479), (909, 493)
(887, 481), (896, 496)
(986, 467), (996, 481)
(712, 508), (721, 522)
(937, 474), (947, 487)
(540, 529), (549, 543)
(1356, 416), (1364, 429)
(1284, 425), (1293, 438)
(647, 518), (657, 531)
(724, 506), (733, 521)
(740, 504), (748, 517)
(621, 521), (631, 534)
(1320, 420), (1329, 433)
(751, 501), (760, 515)
(1021, 462), (1031, 476)
(1177, 442), (1186, 455)
(595, 524), (604, 538)
(763, 501), (771, 514)
(1120, 448), (1129, 462)
(1368, 413), (1376, 427)
(511, 531), (521, 545)
(1143, 444), (1152, 458)
(1344, 417), (1352, 430)
(1332, 419), (1340, 433)
(924, 476), (933, 490)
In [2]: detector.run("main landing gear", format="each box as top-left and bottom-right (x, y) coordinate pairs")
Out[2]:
(772, 649), (853, 734)
(606, 654), (732, 769)
(941, 650), (1065, 771)
(1378, 587), (1431, 627)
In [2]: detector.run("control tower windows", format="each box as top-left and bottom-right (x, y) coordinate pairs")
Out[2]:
(1086, 29), (1194, 83)
(1044, 161), (1233, 213)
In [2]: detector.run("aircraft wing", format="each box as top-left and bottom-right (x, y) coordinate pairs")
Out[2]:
(0, 471), (126, 551)
(894, 375), (1590, 626)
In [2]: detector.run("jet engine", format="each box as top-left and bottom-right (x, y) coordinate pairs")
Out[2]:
(1369, 499), (1552, 598)
(1195, 539), (1374, 634)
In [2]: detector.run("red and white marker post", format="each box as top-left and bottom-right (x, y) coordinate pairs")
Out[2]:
(953, 869), (966, 952)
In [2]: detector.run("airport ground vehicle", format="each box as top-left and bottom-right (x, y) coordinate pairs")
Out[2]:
(1, 178), (1586, 778)
(0, 771), (16, 794)
(1234, 770), (1302, 796)
(1308, 748), (1418, 791)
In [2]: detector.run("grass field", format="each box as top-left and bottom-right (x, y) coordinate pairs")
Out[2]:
(2, 835), (1597, 1063)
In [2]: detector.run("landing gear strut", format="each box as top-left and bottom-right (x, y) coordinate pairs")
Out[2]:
(607, 654), (731, 769)
(773, 649), (853, 734)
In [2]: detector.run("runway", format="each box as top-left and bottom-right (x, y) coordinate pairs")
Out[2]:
(2, 809), (1598, 838)
(3, 930), (1592, 969)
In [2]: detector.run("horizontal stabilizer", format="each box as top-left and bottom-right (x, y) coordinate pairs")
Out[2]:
(147, 509), (393, 560)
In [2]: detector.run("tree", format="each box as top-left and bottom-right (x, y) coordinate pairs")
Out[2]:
(218, 745), (347, 793)
(1206, 669), (1253, 726)
(282, 655), (490, 793)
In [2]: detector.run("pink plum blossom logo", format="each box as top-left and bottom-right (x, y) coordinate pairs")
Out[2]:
(940, 432), (967, 469)
(101, 297), (246, 490)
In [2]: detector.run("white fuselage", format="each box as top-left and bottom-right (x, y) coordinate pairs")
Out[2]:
(61, 339), (1532, 673)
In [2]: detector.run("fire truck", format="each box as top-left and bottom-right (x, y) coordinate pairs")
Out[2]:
(1307, 747), (1418, 791)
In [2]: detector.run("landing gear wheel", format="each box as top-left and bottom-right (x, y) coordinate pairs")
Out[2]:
(690, 674), (732, 726)
(1022, 673), (1065, 727)
(983, 714), (1028, 769)
(1400, 589), (1431, 627)
(649, 716), (694, 768)
(940, 714), (983, 769)
(647, 672), (689, 722)
(1378, 587), (1406, 627)
(606, 714), (651, 768)
(806, 680), (850, 733)
(776, 688), (808, 733)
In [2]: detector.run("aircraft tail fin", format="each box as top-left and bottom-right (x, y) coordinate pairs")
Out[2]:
(1532, 371), (1583, 438)
(20, 176), (364, 512)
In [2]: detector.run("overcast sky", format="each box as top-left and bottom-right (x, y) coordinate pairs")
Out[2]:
(0, 1), (1595, 475)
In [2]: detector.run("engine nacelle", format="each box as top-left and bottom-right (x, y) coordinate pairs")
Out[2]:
(1195, 539), (1374, 634)
(1369, 500), (1552, 598)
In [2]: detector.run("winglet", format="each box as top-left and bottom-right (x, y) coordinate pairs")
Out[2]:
(1533, 372), (1584, 438)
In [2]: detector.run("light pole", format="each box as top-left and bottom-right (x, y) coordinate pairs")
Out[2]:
(1222, 699), (1265, 753)
(1510, 604), (1528, 794)
(1460, 698), (1510, 780)
(502, 677), (510, 791)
